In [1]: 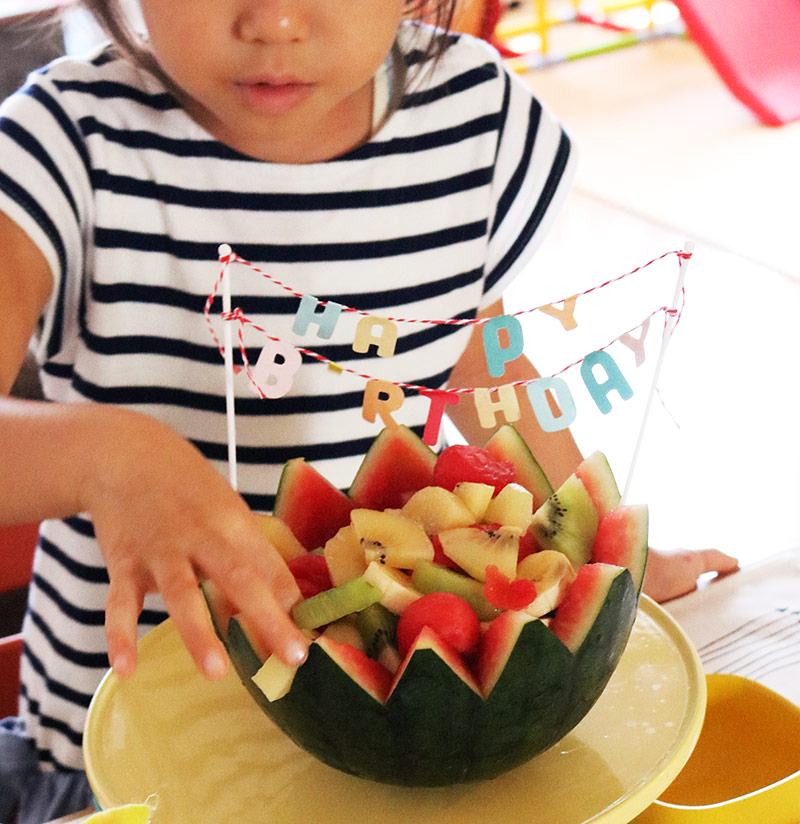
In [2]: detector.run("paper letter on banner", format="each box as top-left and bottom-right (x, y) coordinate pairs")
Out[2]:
(353, 317), (398, 358)
(421, 389), (460, 446)
(473, 384), (521, 428)
(538, 296), (578, 330)
(581, 350), (633, 414)
(363, 379), (404, 427)
(482, 315), (525, 377)
(292, 294), (343, 339)
(526, 377), (577, 432)
(251, 339), (302, 398)
(618, 318), (650, 367)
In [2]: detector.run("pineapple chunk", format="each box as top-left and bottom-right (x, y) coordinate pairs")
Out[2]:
(437, 526), (519, 581)
(453, 481), (495, 521)
(350, 508), (434, 569)
(322, 615), (366, 650)
(253, 654), (298, 702)
(483, 483), (533, 530)
(362, 561), (423, 614)
(324, 525), (367, 586)
(517, 550), (576, 617)
(254, 513), (307, 562)
(401, 486), (475, 534)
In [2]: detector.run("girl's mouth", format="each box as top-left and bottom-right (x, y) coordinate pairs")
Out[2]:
(237, 79), (314, 115)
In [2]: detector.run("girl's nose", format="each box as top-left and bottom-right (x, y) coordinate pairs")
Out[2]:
(234, 2), (310, 44)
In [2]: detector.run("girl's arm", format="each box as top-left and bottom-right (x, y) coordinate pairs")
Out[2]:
(445, 299), (583, 486)
(446, 298), (739, 602)
(0, 213), (307, 678)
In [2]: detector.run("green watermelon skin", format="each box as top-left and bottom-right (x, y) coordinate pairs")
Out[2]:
(218, 570), (637, 786)
(559, 569), (637, 733)
(225, 618), (345, 772)
(386, 635), (483, 786)
(468, 616), (573, 781)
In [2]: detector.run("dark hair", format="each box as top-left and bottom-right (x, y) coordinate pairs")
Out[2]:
(80, 1), (459, 87)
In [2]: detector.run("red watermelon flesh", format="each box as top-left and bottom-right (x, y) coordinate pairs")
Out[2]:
(549, 563), (627, 653)
(273, 458), (354, 551)
(592, 504), (649, 594)
(476, 609), (538, 697)
(575, 451), (621, 519)
(348, 425), (436, 510)
(315, 635), (393, 704)
(484, 424), (553, 509)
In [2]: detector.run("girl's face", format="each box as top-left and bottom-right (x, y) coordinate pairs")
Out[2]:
(138, 0), (405, 163)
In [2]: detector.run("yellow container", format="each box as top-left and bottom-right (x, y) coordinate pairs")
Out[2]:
(634, 673), (800, 823)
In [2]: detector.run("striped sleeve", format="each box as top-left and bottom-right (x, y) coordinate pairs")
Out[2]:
(482, 63), (576, 304)
(0, 65), (91, 361)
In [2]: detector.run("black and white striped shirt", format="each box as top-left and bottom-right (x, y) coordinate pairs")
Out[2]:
(0, 22), (573, 769)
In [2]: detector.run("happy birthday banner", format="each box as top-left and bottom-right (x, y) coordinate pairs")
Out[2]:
(204, 245), (690, 458)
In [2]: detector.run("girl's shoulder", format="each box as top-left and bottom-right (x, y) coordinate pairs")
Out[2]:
(396, 19), (508, 84)
(7, 43), (174, 116)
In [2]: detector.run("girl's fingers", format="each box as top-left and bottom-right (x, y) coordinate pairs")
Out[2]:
(104, 562), (146, 678)
(204, 554), (308, 666)
(152, 558), (230, 680)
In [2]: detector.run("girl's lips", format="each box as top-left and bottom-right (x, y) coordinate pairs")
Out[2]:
(236, 79), (314, 115)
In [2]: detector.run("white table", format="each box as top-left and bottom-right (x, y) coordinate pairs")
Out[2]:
(664, 547), (800, 705)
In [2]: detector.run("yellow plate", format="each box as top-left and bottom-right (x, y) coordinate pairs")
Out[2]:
(84, 596), (705, 824)
(633, 673), (800, 823)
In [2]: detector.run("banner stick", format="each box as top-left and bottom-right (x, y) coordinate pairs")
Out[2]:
(218, 243), (239, 491)
(621, 240), (693, 503)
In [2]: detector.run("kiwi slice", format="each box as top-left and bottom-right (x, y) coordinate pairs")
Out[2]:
(357, 603), (401, 673)
(291, 576), (381, 630)
(530, 474), (599, 567)
(411, 559), (500, 622)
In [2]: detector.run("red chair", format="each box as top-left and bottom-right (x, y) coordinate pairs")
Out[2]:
(0, 522), (38, 716)
(0, 633), (23, 717)
(674, 0), (800, 126)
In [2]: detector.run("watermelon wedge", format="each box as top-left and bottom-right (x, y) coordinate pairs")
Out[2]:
(273, 458), (354, 551)
(348, 425), (437, 509)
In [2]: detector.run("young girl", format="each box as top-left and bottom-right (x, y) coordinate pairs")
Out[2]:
(0, 1), (736, 818)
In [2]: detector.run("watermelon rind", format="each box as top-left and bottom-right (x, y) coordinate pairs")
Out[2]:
(469, 618), (573, 780)
(575, 450), (621, 519)
(226, 618), (340, 770)
(348, 425), (437, 510)
(484, 424), (553, 509)
(217, 566), (637, 786)
(592, 504), (649, 594)
(559, 568), (637, 733)
(385, 628), (483, 786)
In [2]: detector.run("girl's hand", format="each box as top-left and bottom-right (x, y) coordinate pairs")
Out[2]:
(83, 408), (308, 680)
(642, 548), (740, 603)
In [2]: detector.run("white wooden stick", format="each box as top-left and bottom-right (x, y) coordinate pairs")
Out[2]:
(218, 244), (238, 491)
(621, 241), (693, 503)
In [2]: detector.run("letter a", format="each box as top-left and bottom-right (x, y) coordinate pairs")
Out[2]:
(580, 350), (633, 414)
(251, 340), (303, 399)
(292, 294), (343, 339)
(353, 316), (398, 358)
